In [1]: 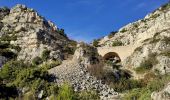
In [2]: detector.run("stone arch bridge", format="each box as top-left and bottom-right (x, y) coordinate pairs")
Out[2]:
(97, 45), (137, 61)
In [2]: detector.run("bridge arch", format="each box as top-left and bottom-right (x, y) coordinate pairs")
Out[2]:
(103, 52), (121, 62)
(97, 45), (137, 61)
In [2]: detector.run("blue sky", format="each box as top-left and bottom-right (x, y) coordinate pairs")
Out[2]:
(0, 0), (168, 43)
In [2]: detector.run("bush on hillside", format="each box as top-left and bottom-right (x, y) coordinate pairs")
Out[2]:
(123, 74), (170, 100)
(110, 78), (143, 92)
(135, 53), (158, 74)
(0, 49), (17, 59)
(87, 60), (104, 79)
(0, 60), (29, 82)
(41, 49), (50, 61)
(135, 60), (153, 74)
(0, 84), (18, 99)
(123, 88), (152, 100)
(160, 3), (170, 11)
(76, 90), (100, 100)
(0, 34), (17, 41)
(0, 60), (59, 99)
(108, 31), (117, 39)
(41, 60), (61, 70)
(112, 41), (123, 46)
(93, 39), (99, 47)
(56, 83), (75, 100)
(120, 28), (127, 33)
(56, 28), (67, 37)
(32, 56), (43, 65)
(0, 42), (10, 49)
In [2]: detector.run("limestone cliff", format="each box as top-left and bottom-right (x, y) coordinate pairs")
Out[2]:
(0, 4), (74, 63)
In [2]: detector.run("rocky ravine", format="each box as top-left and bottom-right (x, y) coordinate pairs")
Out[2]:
(49, 43), (120, 100)
(1, 3), (170, 100)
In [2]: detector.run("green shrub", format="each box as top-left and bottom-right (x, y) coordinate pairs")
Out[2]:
(77, 90), (100, 100)
(63, 45), (76, 55)
(0, 34), (17, 41)
(135, 60), (153, 74)
(147, 74), (170, 92)
(160, 3), (170, 11)
(123, 74), (170, 100)
(0, 84), (18, 99)
(134, 46), (142, 52)
(42, 60), (61, 70)
(57, 83), (75, 100)
(110, 78), (143, 92)
(9, 45), (21, 52)
(123, 88), (151, 100)
(0, 60), (28, 82)
(32, 56), (43, 65)
(41, 49), (50, 61)
(0, 60), (59, 99)
(0, 49), (17, 59)
(150, 14), (160, 19)
(57, 28), (67, 37)
(149, 38), (160, 44)
(123, 88), (141, 100)
(135, 53), (158, 74)
(108, 31), (117, 39)
(133, 23), (138, 28)
(22, 92), (35, 100)
(120, 28), (127, 33)
(0, 41), (10, 49)
(48, 60), (61, 68)
(93, 39), (99, 47)
(13, 67), (50, 87)
(30, 80), (58, 98)
(112, 41), (123, 46)
(50, 83), (99, 100)
(105, 60), (113, 66)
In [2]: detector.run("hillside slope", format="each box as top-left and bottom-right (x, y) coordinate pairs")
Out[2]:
(98, 3), (170, 74)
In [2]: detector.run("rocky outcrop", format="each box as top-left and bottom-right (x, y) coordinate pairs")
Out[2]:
(74, 42), (100, 66)
(123, 35), (170, 74)
(0, 4), (72, 62)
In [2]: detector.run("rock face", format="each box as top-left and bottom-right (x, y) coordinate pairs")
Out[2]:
(0, 4), (71, 62)
(98, 3), (170, 74)
(74, 42), (100, 66)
